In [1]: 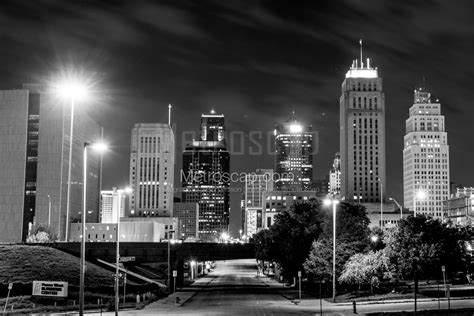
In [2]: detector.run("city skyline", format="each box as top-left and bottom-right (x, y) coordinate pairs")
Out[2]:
(0, 1), (473, 235)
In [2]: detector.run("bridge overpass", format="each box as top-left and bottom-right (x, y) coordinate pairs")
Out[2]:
(53, 242), (256, 287)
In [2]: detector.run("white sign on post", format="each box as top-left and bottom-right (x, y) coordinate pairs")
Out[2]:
(298, 271), (302, 277)
(441, 266), (445, 272)
(32, 281), (68, 298)
(8, 283), (13, 290)
(173, 270), (177, 277)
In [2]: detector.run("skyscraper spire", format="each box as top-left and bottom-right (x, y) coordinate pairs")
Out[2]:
(359, 39), (363, 68)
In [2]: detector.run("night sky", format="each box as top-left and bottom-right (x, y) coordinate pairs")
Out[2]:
(1, 0), (473, 236)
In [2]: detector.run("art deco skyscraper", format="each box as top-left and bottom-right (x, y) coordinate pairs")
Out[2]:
(129, 123), (174, 217)
(340, 56), (386, 202)
(403, 88), (450, 218)
(182, 111), (230, 241)
(274, 115), (313, 191)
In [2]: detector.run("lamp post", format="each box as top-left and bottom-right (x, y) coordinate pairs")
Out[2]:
(389, 197), (403, 219)
(52, 77), (90, 241)
(167, 230), (175, 291)
(115, 187), (132, 315)
(413, 190), (427, 217)
(324, 197), (339, 303)
(47, 195), (51, 227)
(79, 142), (107, 316)
(380, 181), (383, 227)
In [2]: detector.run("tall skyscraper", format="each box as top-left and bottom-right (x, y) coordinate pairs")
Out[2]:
(129, 123), (175, 217)
(0, 84), (102, 242)
(340, 56), (386, 203)
(182, 111), (230, 241)
(403, 88), (450, 218)
(100, 188), (126, 223)
(244, 169), (273, 236)
(274, 115), (313, 191)
(329, 152), (341, 196)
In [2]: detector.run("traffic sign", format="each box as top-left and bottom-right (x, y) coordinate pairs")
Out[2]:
(173, 270), (177, 277)
(8, 283), (13, 290)
(298, 271), (302, 277)
(441, 266), (445, 272)
(119, 256), (135, 263)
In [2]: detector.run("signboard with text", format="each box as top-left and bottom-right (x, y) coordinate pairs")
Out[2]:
(32, 281), (68, 298)
(119, 256), (135, 263)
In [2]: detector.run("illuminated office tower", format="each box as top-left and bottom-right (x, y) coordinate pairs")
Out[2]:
(340, 55), (386, 202)
(244, 169), (273, 236)
(403, 88), (450, 218)
(329, 152), (341, 196)
(274, 115), (313, 191)
(182, 111), (230, 241)
(129, 123), (175, 217)
(100, 188), (126, 223)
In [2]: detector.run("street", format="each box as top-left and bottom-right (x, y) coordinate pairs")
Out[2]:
(80, 259), (474, 316)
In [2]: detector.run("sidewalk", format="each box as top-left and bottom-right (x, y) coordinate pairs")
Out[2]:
(259, 274), (474, 308)
(144, 275), (216, 309)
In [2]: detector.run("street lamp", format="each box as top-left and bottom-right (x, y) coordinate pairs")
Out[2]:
(79, 141), (107, 316)
(167, 230), (175, 292)
(52, 76), (91, 242)
(115, 187), (131, 316)
(413, 190), (427, 217)
(389, 197), (403, 219)
(323, 197), (339, 303)
(377, 178), (384, 228)
(47, 194), (51, 227)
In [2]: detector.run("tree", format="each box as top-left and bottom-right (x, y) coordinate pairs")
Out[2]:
(256, 200), (327, 281)
(384, 215), (473, 280)
(304, 202), (372, 285)
(339, 250), (393, 294)
(26, 223), (58, 243)
(303, 240), (332, 282)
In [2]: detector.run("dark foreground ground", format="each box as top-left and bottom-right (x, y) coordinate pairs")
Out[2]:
(69, 258), (474, 316)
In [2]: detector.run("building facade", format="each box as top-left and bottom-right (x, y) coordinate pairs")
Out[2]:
(100, 188), (126, 223)
(340, 57), (386, 203)
(173, 202), (199, 240)
(244, 169), (273, 236)
(129, 123), (174, 217)
(329, 152), (341, 196)
(274, 115), (313, 191)
(0, 85), (101, 243)
(443, 196), (473, 226)
(70, 221), (167, 242)
(182, 111), (230, 241)
(403, 88), (450, 218)
(262, 190), (318, 229)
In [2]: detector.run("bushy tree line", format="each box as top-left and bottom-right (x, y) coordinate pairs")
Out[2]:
(253, 200), (371, 281)
(254, 200), (472, 294)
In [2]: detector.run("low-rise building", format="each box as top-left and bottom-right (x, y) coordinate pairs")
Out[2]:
(443, 195), (474, 226)
(69, 221), (166, 242)
(121, 216), (180, 240)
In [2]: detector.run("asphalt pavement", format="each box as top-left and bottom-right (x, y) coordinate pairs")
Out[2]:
(76, 258), (474, 316)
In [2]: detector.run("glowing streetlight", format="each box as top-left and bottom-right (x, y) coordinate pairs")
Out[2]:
(389, 197), (403, 219)
(370, 235), (379, 243)
(51, 74), (92, 242)
(323, 196), (339, 302)
(221, 232), (230, 243)
(79, 141), (108, 316)
(114, 186), (132, 316)
(414, 190), (427, 217)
